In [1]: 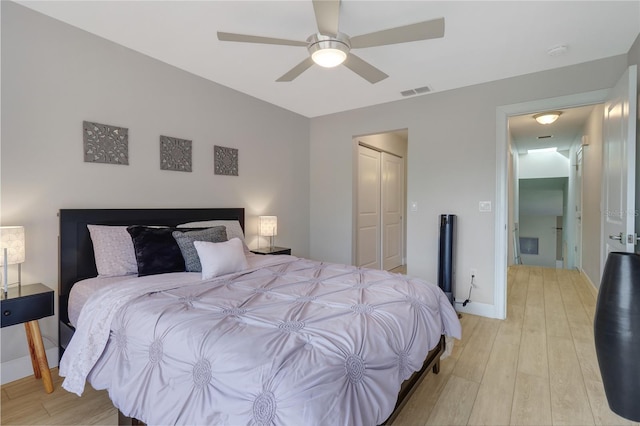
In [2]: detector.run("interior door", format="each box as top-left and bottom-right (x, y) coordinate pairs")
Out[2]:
(357, 145), (381, 269)
(602, 65), (637, 266)
(382, 152), (404, 270)
(575, 147), (583, 269)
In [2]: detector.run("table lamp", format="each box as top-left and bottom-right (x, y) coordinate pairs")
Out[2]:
(259, 216), (277, 250)
(0, 226), (25, 296)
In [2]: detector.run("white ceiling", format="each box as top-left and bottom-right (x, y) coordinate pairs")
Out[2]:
(509, 104), (596, 154)
(16, 1), (640, 118)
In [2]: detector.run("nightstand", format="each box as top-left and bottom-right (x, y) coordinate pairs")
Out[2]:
(251, 247), (291, 255)
(1, 283), (54, 393)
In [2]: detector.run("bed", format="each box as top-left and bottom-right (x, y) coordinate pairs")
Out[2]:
(58, 208), (461, 425)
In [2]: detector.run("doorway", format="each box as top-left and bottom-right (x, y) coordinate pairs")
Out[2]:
(495, 89), (610, 319)
(354, 130), (407, 271)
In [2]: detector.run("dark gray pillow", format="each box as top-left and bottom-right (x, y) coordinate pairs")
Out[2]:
(172, 226), (228, 272)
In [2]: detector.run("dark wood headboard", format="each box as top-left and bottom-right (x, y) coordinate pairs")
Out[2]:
(58, 208), (244, 325)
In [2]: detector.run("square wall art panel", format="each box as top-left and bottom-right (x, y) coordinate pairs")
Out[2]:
(214, 145), (238, 176)
(83, 121), (129, 165)
(160, 136), (192, 172)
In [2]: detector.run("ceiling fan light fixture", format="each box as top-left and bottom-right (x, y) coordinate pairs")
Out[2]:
(533, 111), (562, 125)
(308, 33), (350, 68)
(311, 48), (347, 67)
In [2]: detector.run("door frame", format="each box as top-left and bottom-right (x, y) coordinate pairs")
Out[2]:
(495, 89), (609, 319)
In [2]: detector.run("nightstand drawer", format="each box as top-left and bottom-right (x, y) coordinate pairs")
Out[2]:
(1, 284), (54, 328)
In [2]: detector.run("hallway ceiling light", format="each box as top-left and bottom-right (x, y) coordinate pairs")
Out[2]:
(533, 111), (562, 125)
(528, 147), (558, 154)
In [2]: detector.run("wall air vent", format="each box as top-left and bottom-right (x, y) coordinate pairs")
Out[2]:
(400, 85), (432, 97)
(537, 135), (553, 139)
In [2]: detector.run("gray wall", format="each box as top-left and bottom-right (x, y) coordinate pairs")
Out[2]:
(309, 55), (628, 316)
(1, 2), (310, 380)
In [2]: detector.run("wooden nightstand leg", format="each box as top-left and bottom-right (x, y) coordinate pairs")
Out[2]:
(24, 320), (54, 393)
(25, 322), (42, 379)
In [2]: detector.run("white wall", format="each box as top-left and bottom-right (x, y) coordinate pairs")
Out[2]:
(309, 54), (627, 318)
(1, 3), (310, 382)
(518, 151), (570, 179)
(519, 188), (564, 216)
(581, 104), (605, 286)
(519, 215), (558, 267)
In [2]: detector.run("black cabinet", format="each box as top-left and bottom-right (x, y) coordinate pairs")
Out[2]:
(251, 247), (291, 255)
(2, 283), (54, 328)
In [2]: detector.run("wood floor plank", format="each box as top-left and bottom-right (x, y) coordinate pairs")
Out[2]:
(573, 339), (602, 383)
(510, 371), (552, 425)
(571, 273), (597, 322)
(559, 278), (591, 329)
(467, 335), (519, 425)
(522, 303), (546, 333)
(548, 336), (595, 425)
(392, 358), (456, 426)
(583, 379), (638, 426)
(426, 375), (479, 426)
(452, 318), (500, 383)
(517, 330), (548, 378)
(544, 277), (572, 339)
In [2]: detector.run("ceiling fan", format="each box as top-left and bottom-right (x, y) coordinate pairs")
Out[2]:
(217, 0), (445, 84)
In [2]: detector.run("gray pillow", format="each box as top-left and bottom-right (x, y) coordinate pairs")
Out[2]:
(172, 226), (228, 272)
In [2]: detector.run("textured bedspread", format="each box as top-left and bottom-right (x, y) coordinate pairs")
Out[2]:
(61, 256), (461, 425)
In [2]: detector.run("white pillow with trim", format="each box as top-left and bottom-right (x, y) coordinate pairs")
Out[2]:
(194, 238), (249, 280)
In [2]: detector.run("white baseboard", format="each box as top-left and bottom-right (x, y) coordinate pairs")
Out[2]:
(454, 300), (502, 319)
(580, 269), (599, 299)
(1, 347), (59, 385)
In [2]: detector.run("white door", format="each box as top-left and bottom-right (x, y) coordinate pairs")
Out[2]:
(602, 65), (637, 267)
(382, 152), (404, 270)
(575, 147), (583, 269)
(357, 145), (381, 269)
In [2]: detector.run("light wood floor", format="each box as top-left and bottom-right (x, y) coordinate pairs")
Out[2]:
(2, 266), (637, 425)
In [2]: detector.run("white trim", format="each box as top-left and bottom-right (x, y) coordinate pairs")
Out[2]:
(1, 346), (58, 385)
(495, 89), (609, 321)
(580, 268), (600, 299)
(455, 301), (501, 319)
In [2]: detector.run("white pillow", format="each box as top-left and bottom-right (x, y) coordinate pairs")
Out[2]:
(87, 225), (137, 277)
(194, 238), (249, 279)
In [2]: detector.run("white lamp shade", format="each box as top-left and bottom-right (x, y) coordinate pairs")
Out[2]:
(0, 226), (25, 266)
(259, 216), (278, 237)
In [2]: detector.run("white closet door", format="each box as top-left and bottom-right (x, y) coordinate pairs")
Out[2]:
(357, 145), (381, 269)
(382, 152), (404, 270)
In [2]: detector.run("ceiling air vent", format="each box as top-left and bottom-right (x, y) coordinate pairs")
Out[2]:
(400, 85), (432, 97)
(537, 135), (553, 139)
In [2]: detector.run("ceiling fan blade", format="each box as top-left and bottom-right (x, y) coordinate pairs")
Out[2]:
(217, 32), (307, 47)
(276, 57), (315, 82)
(343, 54), (388, 84)
(349, 17), (445, 49)
(312, 0), (340, 36)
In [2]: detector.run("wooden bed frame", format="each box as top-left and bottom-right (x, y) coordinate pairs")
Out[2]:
(58, 207), (443, 426)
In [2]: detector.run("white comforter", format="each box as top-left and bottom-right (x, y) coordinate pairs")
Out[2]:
(60, 256), (461, 425)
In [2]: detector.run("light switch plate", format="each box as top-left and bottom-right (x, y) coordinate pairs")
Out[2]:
(479, 201), (492, 212)
(410, 201), (418, 212)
